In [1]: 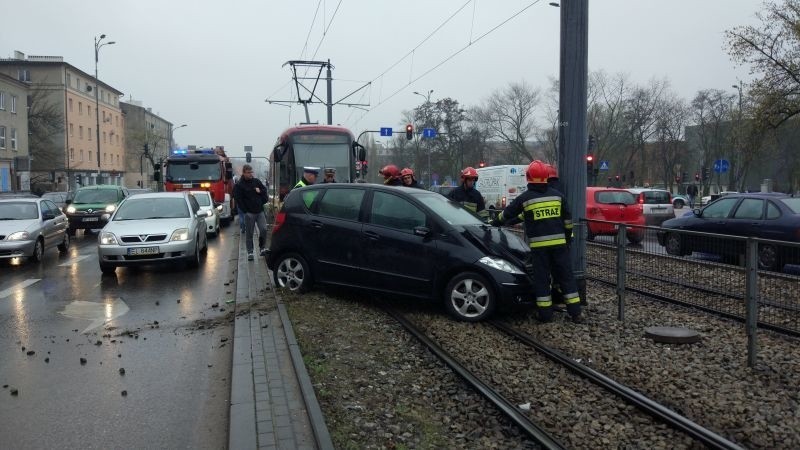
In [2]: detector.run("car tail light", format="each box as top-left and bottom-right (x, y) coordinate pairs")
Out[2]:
(637, 193), (644, 204)
(272, 211), (286, 234)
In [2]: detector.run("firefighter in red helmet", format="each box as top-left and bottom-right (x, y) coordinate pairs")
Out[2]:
(490, 160), (582, 323)
(379, 164), (403, 186)
(448, 167), (487, 219)
(400, 168), (422, 188)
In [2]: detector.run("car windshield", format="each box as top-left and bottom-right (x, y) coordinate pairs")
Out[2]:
(292, 143), (350, 182)
(0, 202), (38, 220)
(415, 192), (485, 225)
(596, 191), (636, 205)
(73, 189), (118, 204)
(780, 198), (800, 214)
(167, 161), (222, 181)
(192, 193), (212, 206)
(42, 193), (65, 202)
(114, 197), (190, 220)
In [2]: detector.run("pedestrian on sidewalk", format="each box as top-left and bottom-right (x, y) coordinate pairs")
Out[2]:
(233, 164), (269, 261)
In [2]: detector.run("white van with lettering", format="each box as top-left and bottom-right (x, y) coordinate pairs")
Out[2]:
(475, 165), (528, 209)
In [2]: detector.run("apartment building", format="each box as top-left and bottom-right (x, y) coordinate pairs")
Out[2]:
(0, 72), (29, 191)
(120, 101), (173, 190)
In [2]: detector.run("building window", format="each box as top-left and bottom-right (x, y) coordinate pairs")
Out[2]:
(103, 131), (106, 143)
(0, 91), (5, 110)
(79, 102), (83, 115)
(66, 73), (71, 87)
(10, 96), (16, 113)
(69, 123), (74, 136)
(102, 111), (106, 122)
(88, 128), (92, 140)
(0, 126), (5, 149)
(80, 149), (84, 162)
(10, 128), (17, 150)
(104, 152), (107, 163)
(88, 105), (91, 117)
(18, 69), (31, 82)
(79, 126), (83, 139)
(89, 151), (92, 162)
(116, 154), (119, 165)
(69, 98), (73, 112)
(76, 78), (80, 90)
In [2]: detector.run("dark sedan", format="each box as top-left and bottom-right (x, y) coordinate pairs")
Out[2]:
(266, 183), (535, 321)
(657, 193), (800, 271)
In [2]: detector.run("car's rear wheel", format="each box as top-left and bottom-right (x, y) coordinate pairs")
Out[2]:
(444, 272), (496, 322)
(758, 244), (784, 272)
(665, 233), (685, 256)
(627, 232), (644, 244)
(673, 199), (685, 209)
(29, 238), (45, 263)
(100, 263), (116, 275)
(57, 232), (70, 253)
(586, 230), (596, 241)
(273, 253), (311, 293)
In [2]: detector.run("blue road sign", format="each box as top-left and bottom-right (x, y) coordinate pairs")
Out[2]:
(422, 128), (437, 138)
(599, 160), (610, 171)
(380, 127), (392, 137)
(713, 159), (729, 174)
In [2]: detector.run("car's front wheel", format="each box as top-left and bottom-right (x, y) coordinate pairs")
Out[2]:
(665, 233), (685, 256)
(273, 253), (311, 293)
(100, 263), (116, 275)
(29, 238), (45, 263)
(758, 244), (784, 272)
(673, 199), (685, 209)
(444, 272), (496, 322)
(187, 237), (201, 268)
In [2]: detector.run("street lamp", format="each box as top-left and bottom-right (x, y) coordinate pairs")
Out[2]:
(170, 123), (188, 153)
(94, 34), (115, 184)
(413, 89), (433, 103)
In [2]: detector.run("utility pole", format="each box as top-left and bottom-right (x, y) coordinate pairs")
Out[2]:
(557, 0), (589, 304)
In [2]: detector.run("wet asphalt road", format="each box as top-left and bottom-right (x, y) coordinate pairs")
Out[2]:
(0, 226), (237, 449)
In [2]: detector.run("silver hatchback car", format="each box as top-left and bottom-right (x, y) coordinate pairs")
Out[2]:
(626, 188), (675, 226)
(97, 192), (210, 274)
(0, 198), (70, 262)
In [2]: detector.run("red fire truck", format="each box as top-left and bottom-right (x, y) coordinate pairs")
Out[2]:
(162, 146), (234, 226)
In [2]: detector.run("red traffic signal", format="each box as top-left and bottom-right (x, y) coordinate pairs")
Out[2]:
(586, 154), (594, 162)
(405, 124), (413, 140)
(695, 173), (700, 181)
(478, 161), (486, 168)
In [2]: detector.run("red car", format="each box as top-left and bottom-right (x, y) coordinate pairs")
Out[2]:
(586, 187), (646, 243)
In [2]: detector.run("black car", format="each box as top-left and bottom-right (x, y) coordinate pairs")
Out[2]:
(266, 184), (535, 321)
(657, 192), (800, 271)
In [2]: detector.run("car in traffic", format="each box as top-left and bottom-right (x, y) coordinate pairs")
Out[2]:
(671, 193), (689, 209)
(65, 184), (129, 236)
(97, 191), (210, 274)
(657, 192), (800, 271)
(0, 197), (70, 262)
(701, 190), (738, 206)
(41, 191), (70, 211)
(266, 184), (535, 322)
(585, 187), (645, 244)
(190, 190), (221, 237)
(626, 188), (674, 226)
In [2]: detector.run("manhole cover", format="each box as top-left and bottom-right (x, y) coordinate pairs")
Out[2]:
(644, 326), (701, 344)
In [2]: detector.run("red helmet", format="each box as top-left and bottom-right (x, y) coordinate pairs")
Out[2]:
(400, 168), (415, 178)
(379, 164), (400, 179)
(545, 163), (558, 180)
(460, 167), (479, 181)
(526, 160), (549, 184)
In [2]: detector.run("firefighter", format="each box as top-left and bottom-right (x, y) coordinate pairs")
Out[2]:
(293, 167), (319, 190)
(379, 164), (403, 186)
(448, 167), (487, 220)
(400, 168), (422, 188)
(321, 167), (337, 183)
(490, 160), (582, 323)
(544, 162), (569, 311)
(545, 163), (564, 194)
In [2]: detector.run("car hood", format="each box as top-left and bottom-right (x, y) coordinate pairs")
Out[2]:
(104, 218), (193, 236)
(460, 224), (529, 266)
(0, 219), (41, 235)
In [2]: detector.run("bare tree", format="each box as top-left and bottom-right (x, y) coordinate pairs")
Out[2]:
(586, 71), (634, 184)
(689, 89), (735, 193)
(653, 92), (690, 190)
(472, 81), (541, 162)
(621, 78), (668, 185)
(28, 87), (65, 188)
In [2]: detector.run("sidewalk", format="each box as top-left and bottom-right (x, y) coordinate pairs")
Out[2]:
(228, 227), (333, 450)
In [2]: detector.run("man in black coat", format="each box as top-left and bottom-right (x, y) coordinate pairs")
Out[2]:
(233, 164), (269, 261)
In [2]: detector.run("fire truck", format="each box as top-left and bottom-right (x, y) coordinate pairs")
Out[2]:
(162, 146), (234, 226)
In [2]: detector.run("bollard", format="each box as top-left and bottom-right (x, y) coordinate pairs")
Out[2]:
(616, 224), (627, 321)
(745, 238), (759, 367)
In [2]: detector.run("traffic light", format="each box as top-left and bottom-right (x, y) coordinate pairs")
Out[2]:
(75, 174), (81, 185)
(695, 172), (700, 182)
(586, 154), (594, 173)
(405, 124), (413, 140)
(702, 166), (710, 180)
(362, 161), (368, 176)
(588, 134), (596, 151)
(479, 161), (486, 168)
(246, 152), (252, 163)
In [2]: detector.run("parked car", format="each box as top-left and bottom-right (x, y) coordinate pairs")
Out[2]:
(701, 190), (738, 206)
(0, 197), (70, 262)
(97, 191), (210, 274)
(657, 193), (800, 271)
(266, 184), (535, 322)
(190, 190), (221, 237)
(41, 191), (70, 211)
(0, 192), (38, 199)
(585, 187), (646, 244)
(671, 194), (689, 209)
(428, 185), (457, 198)
(65, 185), (129, 236)
(626, 188), (674, 226)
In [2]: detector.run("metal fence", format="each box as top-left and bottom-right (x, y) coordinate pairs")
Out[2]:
(582, 219), (800, 367)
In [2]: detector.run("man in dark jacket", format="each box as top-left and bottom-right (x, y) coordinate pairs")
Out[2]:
(233, 164), (269, 261)
(448, 166), (488, 220)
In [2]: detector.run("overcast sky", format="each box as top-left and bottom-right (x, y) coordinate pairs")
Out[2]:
(2, 0), (761, 157)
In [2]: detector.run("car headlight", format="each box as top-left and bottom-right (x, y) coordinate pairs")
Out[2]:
(66, 206), (76, 214)
(479, 256), (524, 274)
(99, 232), (118, 245)
(216, 205), (223, 212)
(6, 231), (30, 241)
(170, 228), (190, 241)
(105, 204), (116, 212)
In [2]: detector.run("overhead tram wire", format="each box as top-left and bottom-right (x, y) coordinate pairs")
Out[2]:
(310, 0), (344, 61)
(298, 0), (324, 61)
(355, 0), (542, 123)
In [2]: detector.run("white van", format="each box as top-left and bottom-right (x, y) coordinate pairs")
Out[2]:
(475, 165), (528, 209)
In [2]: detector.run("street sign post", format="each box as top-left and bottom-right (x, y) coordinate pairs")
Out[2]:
(599, 160), (610, 171)
(713, 159), (729, 174)
(380, 127), (392, 137)
(422, 128), (437, 138)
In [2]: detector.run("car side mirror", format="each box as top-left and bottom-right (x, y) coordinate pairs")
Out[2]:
(101, 213), (111, 222)
(692, 208), (701, 217)
(42, 211), (55, 220)
(413, 225), (430, 237)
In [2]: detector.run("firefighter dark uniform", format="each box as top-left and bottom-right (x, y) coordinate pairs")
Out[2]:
(448, 167), (488, 220)
(400, 168), (423, 189)
(380, 164), (403, 186)
(491, 160), (581, 322)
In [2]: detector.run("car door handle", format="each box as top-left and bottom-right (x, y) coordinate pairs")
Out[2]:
(363, 231), (380, 240)
(310, 220), (323, 229)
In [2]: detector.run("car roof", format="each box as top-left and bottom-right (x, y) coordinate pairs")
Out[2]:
(626, 188), (669, 193)
(725, 192), (790, 199)
(586, 187), (631, 192)
(0, 197), (41, 203)
(75, 184), (124, 190)
(124, 192), (188, 199)
(189, 190), (212, 196)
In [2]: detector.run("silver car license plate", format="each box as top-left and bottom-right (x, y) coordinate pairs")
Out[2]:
(128, 247), (159, 256)
(83, 217), (99, 222)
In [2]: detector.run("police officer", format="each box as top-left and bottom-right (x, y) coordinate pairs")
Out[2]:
(293, 167), (319, 190)
(379, 164), (403, 186)
(448, 167), (487, 220)
(490, 160), (582, 323)
(400, 168), (422, 188)
(321, 167), (337, 183)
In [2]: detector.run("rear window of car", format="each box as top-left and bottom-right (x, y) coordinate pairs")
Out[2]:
(595, 191), (635, 205)
(318, 189), (364, 221)
(781, 198), (800, 214)
(641, 190), (671, 204)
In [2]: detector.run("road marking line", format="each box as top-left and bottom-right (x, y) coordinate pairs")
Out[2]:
(59, 298), (130, 333)
(59, 254), (93, 266)
(0, 279), (41, 299)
